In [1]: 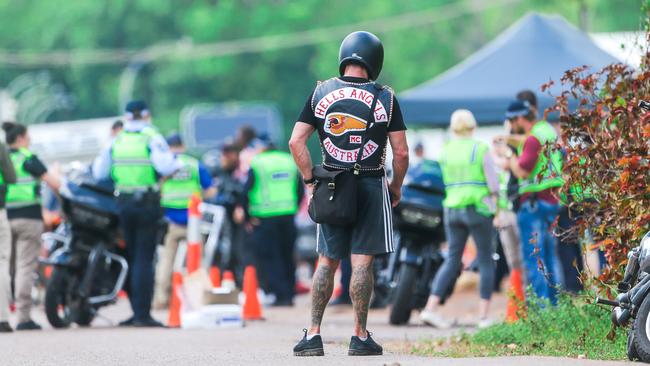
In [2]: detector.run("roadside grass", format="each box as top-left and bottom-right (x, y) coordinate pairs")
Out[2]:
(403, 293), (627, 360)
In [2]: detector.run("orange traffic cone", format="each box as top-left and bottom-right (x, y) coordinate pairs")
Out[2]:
(242, 266), (263, 321)
(222, 270), (236, 290)
(505, 268), (525, 322)
(209, 266), (222, 287)
(186, 194), (202, 274)
(167, 271), (183, 328)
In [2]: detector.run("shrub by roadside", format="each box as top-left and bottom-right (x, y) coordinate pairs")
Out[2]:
(402, 293), (626, 360)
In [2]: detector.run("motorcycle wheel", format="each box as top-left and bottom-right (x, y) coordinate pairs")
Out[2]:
(44, 268), (74, 328)
(74, 308), (95, 327)
(628, 328), (639, 361)
(389, 264), (418, 325)
(633, 295), (650, 362)
(45, 269), (96, 328)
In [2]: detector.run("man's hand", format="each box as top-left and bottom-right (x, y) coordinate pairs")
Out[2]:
(492, 214), (502, 229)
(233, 205), (246, 224)
(388, 182), (401, 208)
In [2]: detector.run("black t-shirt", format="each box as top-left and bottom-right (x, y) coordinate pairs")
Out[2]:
(7, 149), (47, 220)
(298, 77), (407, 132)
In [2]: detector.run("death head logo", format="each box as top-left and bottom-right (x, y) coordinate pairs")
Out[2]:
(324, 113), (367, 136)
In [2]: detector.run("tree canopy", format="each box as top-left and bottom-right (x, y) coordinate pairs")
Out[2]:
(0, 0), (643, 138)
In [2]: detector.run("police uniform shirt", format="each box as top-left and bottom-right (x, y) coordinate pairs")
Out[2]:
(0, 142), (16, 210)
(164, 155), (213, 226)
(92, 120), (182, 182)
(7, 149), (48, 220)
(298, 76), (406, 174)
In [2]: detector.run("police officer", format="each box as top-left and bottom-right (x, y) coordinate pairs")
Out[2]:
(243, 135), (302, 306)
(504, 99), (563, 303)
(0, 136), (16, 332)
(2, 122), (60, 331)
(419, 109), (499, 329)
(290, 31), (409, 356)
(93, 101), (180, 327)
(153, 134), (213, 309)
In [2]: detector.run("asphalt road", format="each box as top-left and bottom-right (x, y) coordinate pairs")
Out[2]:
(0, 290), (629, 366)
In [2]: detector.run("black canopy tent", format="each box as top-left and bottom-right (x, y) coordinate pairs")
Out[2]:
(399, 13), (620, 127)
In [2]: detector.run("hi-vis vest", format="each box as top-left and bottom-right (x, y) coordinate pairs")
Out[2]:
(310, 77), (394, 172)
(248, 150), (298, 218)
(111, 127), (159, 192)
(161, 154), (201, 209)
(439, 139), (491, 216)
(517, 120), (564, 195)
(6, 148), (40, 208)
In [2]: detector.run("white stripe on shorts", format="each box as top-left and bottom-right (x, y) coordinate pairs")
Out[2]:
(387, 180), (394, 251)
(382, 177), (394, 252)
(316, 223), (320, 252)
(381, 177), (389, 252)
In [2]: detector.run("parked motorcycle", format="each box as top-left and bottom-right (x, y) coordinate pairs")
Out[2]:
(597, 231), (650, 361)
(385, 160), (451, 325)
(41, 177), (127, 328)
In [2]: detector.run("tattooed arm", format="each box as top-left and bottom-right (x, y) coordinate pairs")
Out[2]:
(289, 122), (316, 181)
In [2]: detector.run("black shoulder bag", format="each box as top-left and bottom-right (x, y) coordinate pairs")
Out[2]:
(308, 86), (379, 225)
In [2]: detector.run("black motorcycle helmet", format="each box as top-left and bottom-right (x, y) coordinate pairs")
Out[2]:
(338, 31), (384, 81)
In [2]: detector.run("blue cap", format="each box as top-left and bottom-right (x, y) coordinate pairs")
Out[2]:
(125, 100), (148, 113)
(165, 133), (182, 147)
(505, 100), (530, 119)
(251, 132), (273, 149)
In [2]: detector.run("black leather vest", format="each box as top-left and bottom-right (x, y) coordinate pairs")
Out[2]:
(310, 77), (394, 172)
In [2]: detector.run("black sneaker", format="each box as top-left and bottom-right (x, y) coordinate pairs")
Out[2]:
(293, 329), (324, 356)
(16, 320), (42, 331)
(133, 317), (166, 328)
(348, 331), (382, 356)
(118, 316), (135, 327)
(0, 321), (12, 333)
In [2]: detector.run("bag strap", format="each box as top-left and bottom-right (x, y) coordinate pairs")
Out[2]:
(353, 84), (380, 175)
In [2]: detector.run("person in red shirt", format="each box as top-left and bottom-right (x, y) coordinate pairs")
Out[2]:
(499, 99), (562, 303)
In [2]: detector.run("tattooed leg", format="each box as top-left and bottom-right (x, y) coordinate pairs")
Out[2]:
(309, 256), (339, 334)
(350, 254), (374, 337)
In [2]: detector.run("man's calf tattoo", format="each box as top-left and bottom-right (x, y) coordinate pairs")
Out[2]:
(311, 264), (335, 328)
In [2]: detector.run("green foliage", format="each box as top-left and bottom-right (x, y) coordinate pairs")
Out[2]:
(550, 10), (650, 288)
(0, 0), (644, 137)
(409, 293), (626, 360)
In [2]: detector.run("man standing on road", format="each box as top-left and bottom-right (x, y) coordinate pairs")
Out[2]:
(3, 122), (60, 331)
(0, 138), (16, 332)
(503, 100), (563, 303)
(289, 31), (409, 356)
(93, 101), (181, 327)
(243, 136), (303, 306)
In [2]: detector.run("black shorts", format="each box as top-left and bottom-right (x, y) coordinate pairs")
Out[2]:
(316, 176), (394, 260)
